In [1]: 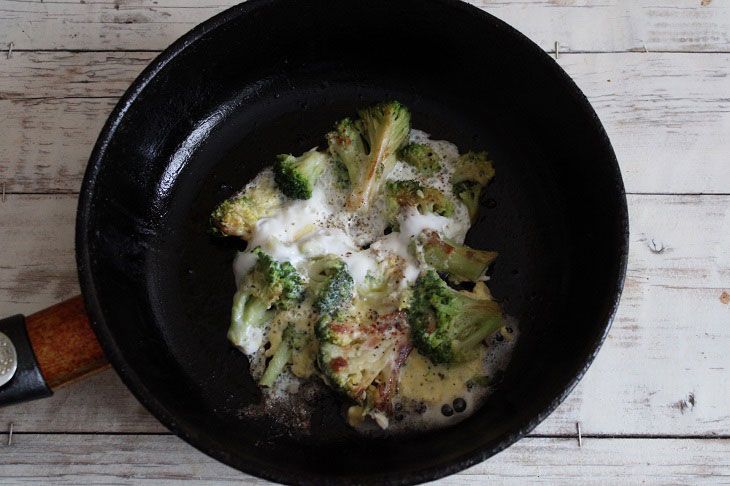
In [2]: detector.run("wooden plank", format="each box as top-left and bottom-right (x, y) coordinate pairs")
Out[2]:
(0, 195), (78, 308)
(0, 0), (728, 52)
(478, 0), (730, 54)
(0, 370), (166, 433)
(558, 53), (730, 195)
(0, 98), (115, 193)
(1, 52), (729, 194)
(0, 194), (728, 435)
(458, 438), (730, 485)
(0, 51), (154, 100)
(0, 434), (728, 485)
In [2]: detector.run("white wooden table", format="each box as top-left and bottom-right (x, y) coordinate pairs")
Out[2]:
(1, 1), (729, 484)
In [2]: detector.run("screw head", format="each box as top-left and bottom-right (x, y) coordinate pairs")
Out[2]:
(0, 332), (18, 387)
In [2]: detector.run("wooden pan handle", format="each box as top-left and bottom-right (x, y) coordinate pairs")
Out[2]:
(0, 296), (108, 406)
(25, 296), (109, 390)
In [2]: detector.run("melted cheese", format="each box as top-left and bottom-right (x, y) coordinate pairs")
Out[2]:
(399, 349), (487, 403)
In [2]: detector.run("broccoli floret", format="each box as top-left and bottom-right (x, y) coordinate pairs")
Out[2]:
(327, 117), (367, 189)
(452, 181), (484, 223)
(316, 309), (411, 415)
(409, 270), (502, 364)
(228, 248), (305, 352)
(398, 143), (442, 176)
(353, 101), (411, 210)
(384, 180), (454, 229)
(309, 256), (354, 318)
(210, 176), (284, 240)
(259, 323), (309, 386)
(415, 230), (497, 282)
(451, 151), (496, 223)
(273, 148), (329, 200)
(327, 102), (411, 212)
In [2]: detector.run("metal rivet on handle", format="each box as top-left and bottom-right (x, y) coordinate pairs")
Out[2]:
(0, 332), (18, 387)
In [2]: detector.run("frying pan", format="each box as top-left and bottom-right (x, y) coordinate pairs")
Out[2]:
(0, 0), (629, 483)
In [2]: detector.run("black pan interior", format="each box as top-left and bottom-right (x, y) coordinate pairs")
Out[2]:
(76, 1), (628, 484)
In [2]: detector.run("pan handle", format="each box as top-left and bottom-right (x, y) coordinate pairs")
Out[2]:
(0, 296), (109, 407)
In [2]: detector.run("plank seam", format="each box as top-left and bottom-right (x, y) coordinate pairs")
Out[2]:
(4, 49), (730, 55)
(1, 96), (120, 102)
(2, 432), (728, 439)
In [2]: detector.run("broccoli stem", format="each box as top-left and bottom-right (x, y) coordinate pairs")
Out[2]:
(227, 289), (273, 346)
(428, 296), (502, 363)
(259, 331), (293, 386)
(454, 305), (503, 352)
(298, 151), (327, 182)
(419, 231), (497, 282)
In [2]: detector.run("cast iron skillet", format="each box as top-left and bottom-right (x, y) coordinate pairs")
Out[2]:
(0, 0), (629, 484)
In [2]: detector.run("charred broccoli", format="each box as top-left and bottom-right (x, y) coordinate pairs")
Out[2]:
(398, 142), (442, 176)
(409, 270), (502, 364)
(210, 177), (284, 240)
(415, 230), (497, 283)
(259, 323), (308, 386)
(451, 151), (495, 222)
(228, 248), (305, 352)
(316, 309), (411, 416)
(273, 148), (329, 200)
(384, 180), (454, 229)
(327, 101), (411, 212)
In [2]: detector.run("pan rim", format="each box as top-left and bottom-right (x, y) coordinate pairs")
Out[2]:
(75, 0), (629, 484)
